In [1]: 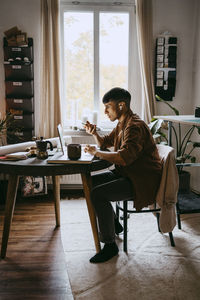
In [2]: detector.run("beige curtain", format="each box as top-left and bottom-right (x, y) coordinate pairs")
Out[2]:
(135, 0), (155, 123)
(39, 0), (61, 138)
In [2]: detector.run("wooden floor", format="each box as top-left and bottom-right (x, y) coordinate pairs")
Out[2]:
(0, 194), (73, 300)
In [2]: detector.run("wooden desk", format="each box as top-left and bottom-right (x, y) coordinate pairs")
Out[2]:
(0, 157), (111, 258)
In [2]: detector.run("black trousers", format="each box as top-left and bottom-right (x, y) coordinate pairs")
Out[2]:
(91, 170), (133, 244)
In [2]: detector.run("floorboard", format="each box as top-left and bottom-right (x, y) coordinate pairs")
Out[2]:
(0, 195), (74, 300)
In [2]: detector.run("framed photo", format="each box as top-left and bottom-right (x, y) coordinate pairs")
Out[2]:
(20, 176), (47, 197)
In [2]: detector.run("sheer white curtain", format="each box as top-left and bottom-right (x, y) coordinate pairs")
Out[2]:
(39, 0), (61, 138)
(135, 0), (155, 123)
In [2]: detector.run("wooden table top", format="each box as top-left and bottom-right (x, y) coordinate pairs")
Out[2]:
(0, 157), (112, 176)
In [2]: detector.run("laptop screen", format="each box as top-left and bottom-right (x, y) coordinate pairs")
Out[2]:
(57, 124), (66, 154)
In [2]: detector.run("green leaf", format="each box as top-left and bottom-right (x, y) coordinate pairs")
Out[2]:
(156, 95), (180, 115)
(176, 156), (184, 163)
(160, 141), (168, 145)
(191, 156), (196, 163)
(149, 119), (164, 134)
(153, 133), (162, 139)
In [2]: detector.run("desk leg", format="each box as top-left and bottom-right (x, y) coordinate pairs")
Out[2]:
(81, 173), (101, 253)
(1, 175), (19, 258)
(52, 175), (60, 227)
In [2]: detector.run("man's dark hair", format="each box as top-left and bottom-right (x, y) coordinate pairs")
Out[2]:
(102, 87), (131, 108)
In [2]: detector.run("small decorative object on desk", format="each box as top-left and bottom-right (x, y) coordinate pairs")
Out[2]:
(20, 176), (47, 197)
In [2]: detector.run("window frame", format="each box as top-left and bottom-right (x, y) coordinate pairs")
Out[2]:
(60, 2), (135, 130)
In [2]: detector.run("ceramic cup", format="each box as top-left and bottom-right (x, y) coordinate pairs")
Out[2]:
(67, 143), (81, 160)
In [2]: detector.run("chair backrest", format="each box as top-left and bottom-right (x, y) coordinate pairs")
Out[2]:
(155, 144), (179, 233)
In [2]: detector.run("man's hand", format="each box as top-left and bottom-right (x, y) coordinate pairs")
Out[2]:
(84, 121), (96, 135)
(84, 144), (97, 156)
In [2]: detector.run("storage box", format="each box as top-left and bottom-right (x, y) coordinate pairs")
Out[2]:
(3, 37), (33, 61)
(4, 63), (33, 80)
(6, 97), (34, 113)
(5, 81), (34, 97)
(13, 113), (34, 129)
(7, 129), (34, 144)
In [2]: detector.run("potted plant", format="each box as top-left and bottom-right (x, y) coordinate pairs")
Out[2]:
(0, 113), (22, 204)
(150, 95), (200, 193)
(0, 113), (22, 146)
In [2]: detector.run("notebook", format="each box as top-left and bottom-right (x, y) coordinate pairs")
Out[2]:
(47, 124), (94, 164)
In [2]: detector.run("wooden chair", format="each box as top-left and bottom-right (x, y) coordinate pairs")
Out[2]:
(116, 144), (178, 252)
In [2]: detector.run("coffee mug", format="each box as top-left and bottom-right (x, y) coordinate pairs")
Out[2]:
(67, 144), (81, 160)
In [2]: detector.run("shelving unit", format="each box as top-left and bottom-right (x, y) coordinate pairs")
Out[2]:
(155, 33), (177, 101)
(3, 37), (34, 143)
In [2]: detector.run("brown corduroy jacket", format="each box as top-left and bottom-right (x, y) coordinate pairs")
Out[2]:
(101, 110), (162, 211)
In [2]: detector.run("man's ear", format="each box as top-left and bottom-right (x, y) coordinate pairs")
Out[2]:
(118, 101), (125, 110)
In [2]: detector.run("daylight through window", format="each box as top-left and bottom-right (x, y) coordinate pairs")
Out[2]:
(61, 6), (132, 129)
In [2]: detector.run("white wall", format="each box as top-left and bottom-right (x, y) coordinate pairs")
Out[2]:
(188, 0), (200, 191)
(153, 0), (200, 192)
(0, 0), (40, 130)
(153, 0), (197, 116)
(193, 1), (200, 108)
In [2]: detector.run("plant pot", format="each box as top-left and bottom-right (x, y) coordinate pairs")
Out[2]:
(178, 170), (190, 194)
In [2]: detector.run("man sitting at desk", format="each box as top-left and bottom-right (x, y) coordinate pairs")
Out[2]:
(84, 87), (162, 263)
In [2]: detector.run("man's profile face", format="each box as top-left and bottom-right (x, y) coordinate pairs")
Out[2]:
(104, 101), (119, 121)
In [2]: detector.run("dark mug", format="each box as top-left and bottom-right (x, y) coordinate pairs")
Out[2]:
(67, 144), (81, 160)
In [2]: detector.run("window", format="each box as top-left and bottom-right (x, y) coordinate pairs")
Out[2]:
(60, 3), (134, 129)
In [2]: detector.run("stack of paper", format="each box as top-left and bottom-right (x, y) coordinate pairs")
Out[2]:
(0, 152), (28, 161)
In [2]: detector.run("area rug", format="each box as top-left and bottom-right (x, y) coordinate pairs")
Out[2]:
(60, 198), (200, 300)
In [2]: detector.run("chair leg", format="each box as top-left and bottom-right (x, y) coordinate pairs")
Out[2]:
(116, 202), (119, 221)
(123, 200), (128, 252)
(176, 203), (182, 230)
(177, 213), (182, 230)
(156, 213), (161, 232)
(169, 232), (175, 247)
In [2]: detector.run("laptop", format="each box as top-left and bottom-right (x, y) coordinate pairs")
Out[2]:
(57, 123), (66, 154)
(47, 124), (94, 164)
